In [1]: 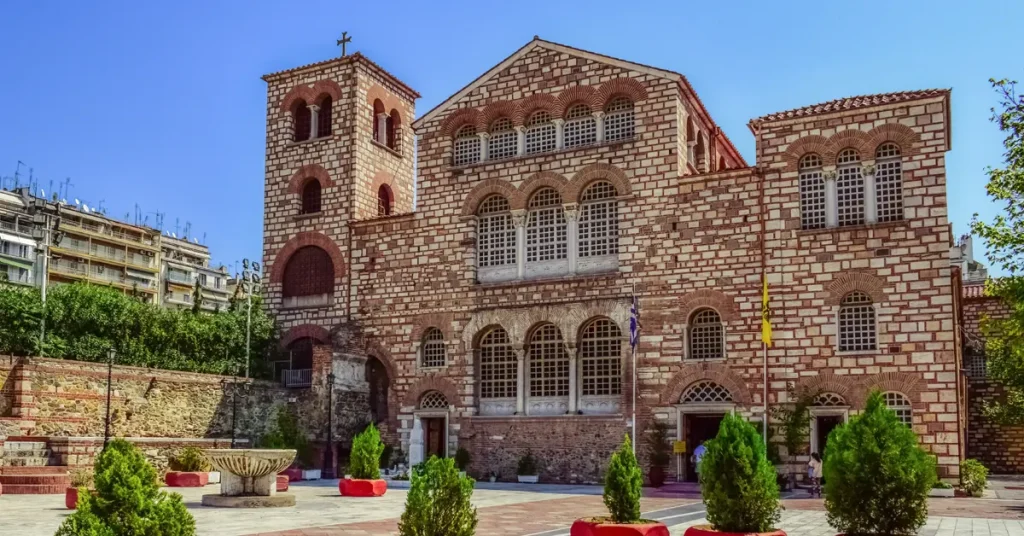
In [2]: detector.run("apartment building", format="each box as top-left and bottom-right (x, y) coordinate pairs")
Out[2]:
(161, 234), (230, 311)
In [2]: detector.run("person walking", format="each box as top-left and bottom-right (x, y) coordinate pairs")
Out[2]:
(692, 441), (708, 482)
(808, 452), (823, 498)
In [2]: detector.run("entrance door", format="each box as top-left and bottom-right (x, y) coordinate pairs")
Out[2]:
(684, 414), (724, 482)
(815, 415), (843, 458)
(423, 417), (446, 459)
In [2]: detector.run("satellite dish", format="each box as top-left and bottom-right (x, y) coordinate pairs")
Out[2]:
(40, 189), (45, 198)
(83, 204), (89, 212)
(60, 199), (66, 205)
(74, 199), (80, 205)
(171, 232), (177, 238)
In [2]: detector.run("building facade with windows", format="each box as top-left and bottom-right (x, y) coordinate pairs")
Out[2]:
(160, 235), (231, 311)
(262, 38), (963, 481)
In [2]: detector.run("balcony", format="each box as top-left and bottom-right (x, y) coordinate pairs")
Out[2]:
(90, 267), (127, 285)
(61, 218), (156, 248)
(90, 245), (126, 263)
(0, 220), (32, 236)
(50, 260), (88, 277)
(166, 273), (194, 285)
(2, 266), (32, 285)
(281, 369), (312, 388)
(127, 253), (154, 269)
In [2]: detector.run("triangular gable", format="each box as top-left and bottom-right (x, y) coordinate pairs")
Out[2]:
(412, 37), (681, 130)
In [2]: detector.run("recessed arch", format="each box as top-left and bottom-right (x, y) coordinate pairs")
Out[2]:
(403, 375), (460, 410)
(679, 289), (740, 323)
(269, 232), (346, 284)
(794, 372), (863, 408)
(825, 271), (887, 305)
(866, 123), (921, 157)
(520, 93), (561, 121)
(478, 100), (524, 130)
(557, 85), (599, 115)
(782, 135), (830, 171)
(823, 130), (873, 165)
(594, 78), (648, 109)
(461, 179), (519, 216)
(287, 164), (334, 195)
(441, 108), (483, 138)
(280, 324), (331, 349)
(661, 363), (752, 405)
(566, 163), (632, 203)
(514, 171), (570, 211)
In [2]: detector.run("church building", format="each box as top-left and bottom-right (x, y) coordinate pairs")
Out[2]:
(261, 37), (962, 481)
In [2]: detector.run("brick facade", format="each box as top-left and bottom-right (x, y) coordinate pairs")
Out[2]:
(263, 38), (964, 481)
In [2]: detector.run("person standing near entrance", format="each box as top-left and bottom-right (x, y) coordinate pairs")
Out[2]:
(692, 441), (708, 481)
(808, 452), (823, 498)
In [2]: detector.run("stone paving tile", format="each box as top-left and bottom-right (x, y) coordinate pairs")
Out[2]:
(668, 511), (1024, 536)
(782, 497), (1024, 520)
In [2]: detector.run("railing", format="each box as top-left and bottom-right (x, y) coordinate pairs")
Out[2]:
(0, 220), (32, 235)
(90, 267), (126, 285)
(281, 369), (312, 388)
(3, 267), (31, 284)
(50, 260), (88, 276)
(167, 273), (193, 284)
(61, 218), (155, 247)
(91, 245), (126, 263)
(127, 254), (153, 268)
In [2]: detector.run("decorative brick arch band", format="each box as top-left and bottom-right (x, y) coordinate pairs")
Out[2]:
(866, 123), (920, 157)
(660, 363), (752, 406)
(403, 375), (460, 409)
(557, 86), (599, 115)
(793, 372), (864, 408)
(520, 93), (561, 121)
(269, 232), (346, 284)
(823, 129), (873, 163)
(280, 324), (331, 349)
(825, 271), (888, 305)
(679, 289), (741, 323)
(461, 179), (520, 216)
(514, 171), (570, 210)
(566, 163), (632, 203)
(441, 108), (483, 138)
(783, 122), (923, 170)
(287, 164), (334, 195)
(782, 135), (830, 169)
(366, 84), (408, 124)
(411, 312), (456, 343)
(479, 100), (524, 130)
(594, 77), (649, 110)
(860, 371), (923, 406)
(279, 79), (343, 113)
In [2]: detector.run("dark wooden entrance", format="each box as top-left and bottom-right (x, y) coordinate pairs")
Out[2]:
(815, 415), (843, 458)
(684, 414), (724, 482)
(423, 417), (446, 459)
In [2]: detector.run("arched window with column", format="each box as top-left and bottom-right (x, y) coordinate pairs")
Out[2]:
(526, 188), (567, 264)
(487, 118), (517, 160)
(579, 318), (622, 415)
(836, 148), (865, 227)
(799, 154), (826, 229)
(838, 291), (876, 352)
(875, 143), (904, 222)
(524, 111), (556, 155)
(281, 246), (333, 308)
(578, 181), (619, 260)
(476, 195), (516, 273)
(687, 308), (724, 360)
(883, 391), (912, 425)
(420, 327), (446, 368)
(477, 327), (517, 416)
(526, 323), (569, 415)
(453, 124), (480, 166)
(604, 97), (635, 142)
(293, 101), (311, 142)
(563, 104), (596, 148)
(316, 96), (332, 138)
(300, 179), (321, 215)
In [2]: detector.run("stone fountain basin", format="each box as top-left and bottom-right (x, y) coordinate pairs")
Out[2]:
(203, 449), (297, 478)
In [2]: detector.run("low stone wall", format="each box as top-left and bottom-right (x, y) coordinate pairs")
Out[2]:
(968, 380), (1024, 474)
(50, 436), (247, 474)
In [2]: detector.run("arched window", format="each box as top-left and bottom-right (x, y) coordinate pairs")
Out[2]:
(875, 143), (904, 222)
(813, 392), (847, 407)
(883, 391), (912, 425)
(688, 309), (724, 360)
(377, 184), (393, 216)
(285, 337), (314, 371)
(300, 179), (321, 214)
(799, 154), (826, 229)
(421, 327), (446, 368)
(838, 291), (876, 352)
(604, 97), (635, 142)
(564, 104), (596, 148)
(316, 96), (332, 138)
(282, 246), (333, 298)
(386, 109), (400, 150)
(365, 356), (389, 423)
(527, 324), (569, 400)
(372, 99), (386, 144)
(452, 124), (480, 166)
(293, 101), (311, 142)
(695, 134), (707, 172)
(526, 188), (567, 263)
(580, 318), (622, 397)
(477, 195), (516, 268)
(478, 327), (517, 415)
(487, 118), (517, 160)
(419, 390), (449, 410)
(524, 111), (556, 155)
(836, 149), (865, 227)
(680, 381), (733, 403)
(578, 181), (618, 258)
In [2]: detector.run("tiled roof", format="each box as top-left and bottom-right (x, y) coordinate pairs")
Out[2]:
(751, 89), (949, 123)
(261, 52), (420, 99)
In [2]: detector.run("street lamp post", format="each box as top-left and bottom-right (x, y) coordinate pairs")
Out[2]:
(323, 371), (336, 479)
(239, 259), (261, 379)
(103, 347), (115, 449)
(28, 199), (63, 357)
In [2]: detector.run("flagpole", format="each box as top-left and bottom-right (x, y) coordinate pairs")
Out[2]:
(762, 341), (768, 443)
(631, 283), (637, 457)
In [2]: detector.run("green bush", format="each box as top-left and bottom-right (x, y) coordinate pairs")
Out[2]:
(517, 452), (538, 476)
(69, 469), (93, 488)
(454, 447), (471, 471)
(961, 459), (989, 497)
(700, 413), (781, 533)
(398, 455), (478, 536)
(824, 391), (935, 536)
(261, 409), (314, 468)
(349, 423), (386, 480)
(603, 435), (643, 524)
(169, 447), (211, 472)
(647, 421), (672, 469)
(55, 438), (196, 536)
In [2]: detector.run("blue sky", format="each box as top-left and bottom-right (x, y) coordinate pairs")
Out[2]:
(0, 0), (1018, 274)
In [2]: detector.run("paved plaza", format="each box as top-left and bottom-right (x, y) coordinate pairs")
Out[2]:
(0, 480), (1022, 536)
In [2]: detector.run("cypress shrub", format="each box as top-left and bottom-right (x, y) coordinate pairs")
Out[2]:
(55, 438), (195, 536)
(398, 455), (478, 536)
(349, 423), (386, 480)
(960, 459), (989, 497)
(603, 434), (643, 524)
(700, 412), (781, 533)
(824, 391), (935, 536)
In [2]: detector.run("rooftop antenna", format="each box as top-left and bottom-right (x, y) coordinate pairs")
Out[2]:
(202, 232), (207, 245)
(183, 221), (192, 240)
(48, 179), (54, 199)
(174, 217), (180, 237)
(97, 200), (106, 214)
(14, 161), (24, 189)
(61, 177), (73, 201)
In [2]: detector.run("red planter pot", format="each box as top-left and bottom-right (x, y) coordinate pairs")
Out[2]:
(339, 478), (387, 497)
(281, 466), (302, 482)
(682, 525), (787, 536)
(65, 487), (81, 510)
(648, 466), (666, 488)
(276, 475), (289, 492)
(571, 518), (670, 536)
(165, 471), (209, 487)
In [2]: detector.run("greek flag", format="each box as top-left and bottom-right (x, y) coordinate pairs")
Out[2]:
(629, 293), (640, 351)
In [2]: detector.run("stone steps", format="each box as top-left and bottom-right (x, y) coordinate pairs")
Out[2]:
(4, 457), (51, 467)
(5, 449), (51, 458)
(0, 474), (72, 486)
(1, 483), (68, 494)
(0, 466), (70, 475)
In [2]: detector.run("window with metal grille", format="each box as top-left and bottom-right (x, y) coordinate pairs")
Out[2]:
(478, 327), (517, 399)
(799, 154), (826, 229)
(524, 111), (556, 155)
(838, 291), (876, 352)
(528, 324), (569, 397)
(579, 182), (619, 257)
(680, 381), (733, 403)
(564, 104), (597, 148)
(293, 101), (311, 142)
(488, 118), (517, 160)
(836, 149), (865, 227)
(688, 309), (724, 360)
(377, 185), (393, 216)
(477, 195), (516, 268)
(813, 392), (847, 407)
(453, 125), (480, 166)
(421, 328), (446, 368)
(286, 337), (314, 369)
(604, 97), (635, 142)
(317, 97), (332, 138)
(580, 318), (622, 396)
(526, 188), (567, 262)
(883, 391), (912, 425)
(875, 143), (904, 222)
(419, 390), (449, 410)
(282, 246), (333, 297)
(301, 180), (321, 214)
(965, 345), (987, 379)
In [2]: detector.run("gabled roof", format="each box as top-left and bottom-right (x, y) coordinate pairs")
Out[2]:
(262, 52), (420, 101)
(750, 89), (950, 124)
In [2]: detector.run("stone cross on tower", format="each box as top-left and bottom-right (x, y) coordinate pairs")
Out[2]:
(336, 32), (352, 57)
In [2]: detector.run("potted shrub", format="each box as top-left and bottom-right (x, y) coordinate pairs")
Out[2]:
(517, 452), (539, 483)
(683, 413), (783, 536)
(340, 423), (388, 497)
(647, 421), (672, 488)
(454, 447), (471, 477)
(65, 469), (94, 510)
(165, 447), (211, 487)
(960, 459), (988, 497)
(55, 439), (195, 535)
(570, 435), (668, 536)
(824, 391), (935, 536)
(262, 408), (314, 481)
(398, 455), (478, 536)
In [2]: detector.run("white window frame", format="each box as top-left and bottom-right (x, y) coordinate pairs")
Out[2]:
(836, 149), (866, 227)
(578, 182), (619, 271)
(524, 188), (568, 278)
(526, 324), (570, 416)
(487, 118), (517, 161)
(799, 154), (827, 230)
(579, 319), (623, 415)
(836, 291), (878, 354)
(874, 143), (904, 223)
(524, 112), (557, 155)
(563, 104), (597, 149)
(476, 195), (517, 283)
(883, 391), (913, 426)
(477, 327), (517, 416)
(453, 125), (481, 166)
(686, 309), (726, 361)
(603, 97), (635, 142)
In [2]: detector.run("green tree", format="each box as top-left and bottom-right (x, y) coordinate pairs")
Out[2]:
(190, 280), (203, 314)
(349, 423), (386, 480)
(824, 392), (935, 536)
(0, 282), (42, 355)
(261, 408), (313, 468)
(971, 78), (1024, 424)
(55, 438), (195, 536)
(398, 455), (478, 536)
(700, 413), (781, 533)
(603, 434), (643, 524)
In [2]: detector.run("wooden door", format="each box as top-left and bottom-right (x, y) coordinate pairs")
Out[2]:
(424, 418), (445, 459)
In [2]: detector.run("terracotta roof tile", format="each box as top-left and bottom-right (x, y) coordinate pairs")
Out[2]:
(262, 52), (419, 100)
(751, 89), (949, 124)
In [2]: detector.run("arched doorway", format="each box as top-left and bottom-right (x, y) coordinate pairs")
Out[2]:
(676, 380), (735, 481)
(365, 356), (390, 425)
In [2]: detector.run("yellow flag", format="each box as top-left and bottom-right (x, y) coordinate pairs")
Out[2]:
(761, 275), (773, 347)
